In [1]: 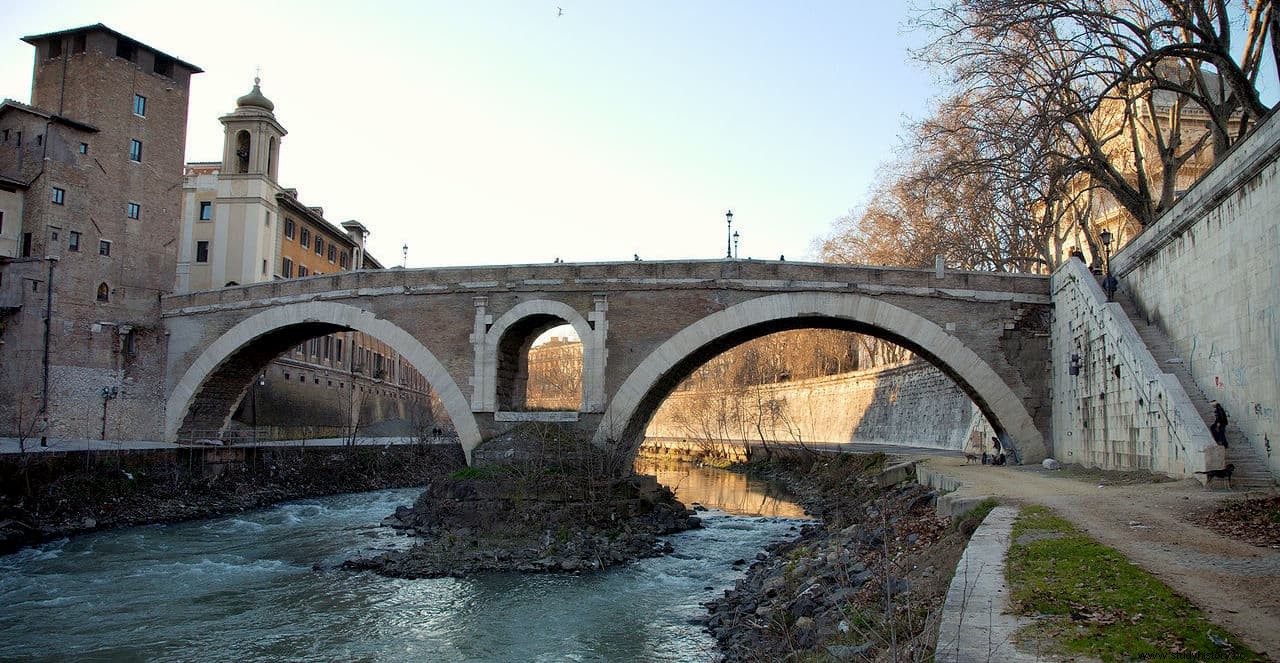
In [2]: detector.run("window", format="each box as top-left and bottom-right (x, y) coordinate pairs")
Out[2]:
(99, 240), (111, 256)
(72, 34), (85, 54)
(195, 241), (209, 263)
(0, 210), (3, 232)
(48, 39), (62, 59)
(281, 257), (293, 278)
(234, 131), (250, 173)
(35, 134), (42, 146)
(199, 201), (212, 220)
(78, 143), (88, 154)
(327, 244), (336, 262)
(153, 56), (174, 78)
(115, 39), (136, 62)
(284, 218), (295, 239)
(314, 236), (323, 255)
(298, 265), (309, 277)
(335, 339), (343, 362)
(51, 229), (59, 241)
(126, 202), (140, 219)
(300, 227), (310, 246)
(129, 139), (142, 162)
(339, 252), (349, 269)
(133, 95), (146, 117)
(69, 231), (80, 251)
(52, 187), (65, 205)
(96, 282), (109, 302)
(264, 212), (271, 227)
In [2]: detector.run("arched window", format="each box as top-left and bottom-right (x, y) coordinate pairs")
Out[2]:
(235, 130), (250, 173)
(267, 136), (276, 179)
(96, 282), (109, 302)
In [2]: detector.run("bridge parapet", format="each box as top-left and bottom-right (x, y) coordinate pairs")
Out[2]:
(161, 259), (1049, 315)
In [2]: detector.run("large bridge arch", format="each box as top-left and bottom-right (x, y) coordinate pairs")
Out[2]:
(593, 291), (1046, 463)
(165, 301), (481, 459)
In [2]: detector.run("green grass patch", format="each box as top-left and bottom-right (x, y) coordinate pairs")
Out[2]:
(449, 465), (507, 480)
(1006, 505), (1258, 661)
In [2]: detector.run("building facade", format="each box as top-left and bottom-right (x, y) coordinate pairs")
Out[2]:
(175, 82), (434, 440)
(0, 24), (201, 441)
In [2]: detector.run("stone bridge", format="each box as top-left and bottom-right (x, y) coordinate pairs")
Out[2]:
(160, 260), (1052, 463)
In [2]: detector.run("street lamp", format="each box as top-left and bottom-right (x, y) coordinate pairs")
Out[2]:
(725, 209), (734, 259)
(1099, 228), (1115, 300)
(401, 243), (408, 269)
(733, 230), (740, 259)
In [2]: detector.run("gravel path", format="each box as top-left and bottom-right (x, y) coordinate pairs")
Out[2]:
(920, 459), (1280, 658)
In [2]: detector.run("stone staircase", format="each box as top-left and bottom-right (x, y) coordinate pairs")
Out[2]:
(1114, 287), (1275, 488)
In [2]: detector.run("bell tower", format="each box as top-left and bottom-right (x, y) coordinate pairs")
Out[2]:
(219, 77), (285, 179)
(207, 78), (287, 287)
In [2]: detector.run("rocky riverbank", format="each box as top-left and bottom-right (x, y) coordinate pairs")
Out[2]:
(0, 443), (465, 555)
(703, 452), (988, 662)
(346, 467), (701, 577)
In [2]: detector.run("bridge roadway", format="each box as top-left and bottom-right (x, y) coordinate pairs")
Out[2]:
(160, 259), (1050, 464)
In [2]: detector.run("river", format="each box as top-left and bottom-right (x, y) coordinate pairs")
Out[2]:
(0, 462), (807, 662)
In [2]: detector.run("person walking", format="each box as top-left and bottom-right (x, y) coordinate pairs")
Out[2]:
(1210, 401), (1229, 447)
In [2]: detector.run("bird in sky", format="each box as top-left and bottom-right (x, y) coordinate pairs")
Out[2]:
(556, 6), (565, 16)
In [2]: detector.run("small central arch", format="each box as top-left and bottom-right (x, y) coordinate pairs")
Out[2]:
(594, 292), (1045, 464)
(166, 301), (480, 459)
(472, 299), (603, 413)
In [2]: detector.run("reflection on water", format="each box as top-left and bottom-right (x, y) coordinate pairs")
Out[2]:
(635, 458), (809, 519)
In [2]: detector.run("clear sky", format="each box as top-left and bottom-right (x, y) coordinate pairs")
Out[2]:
(1, 1), (936, 268)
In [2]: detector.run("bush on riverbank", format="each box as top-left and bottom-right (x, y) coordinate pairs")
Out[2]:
(706, 451), (977, 662)
(0, 443), (465, 554)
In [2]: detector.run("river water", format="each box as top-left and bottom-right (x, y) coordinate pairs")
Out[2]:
(0, 462), (807, 662)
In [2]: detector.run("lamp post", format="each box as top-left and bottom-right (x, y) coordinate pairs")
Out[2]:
(733, 230), (740, 259)
(724, 209), (733, 259)
(252, 372), (265, 443)
(401, 243), (408, 269)
(1099, 228), (1115, 300)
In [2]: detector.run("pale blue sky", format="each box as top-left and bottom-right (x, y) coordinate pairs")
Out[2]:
(1, 1), (936, 267)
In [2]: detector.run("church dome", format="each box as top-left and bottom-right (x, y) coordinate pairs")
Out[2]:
(236, 78), (274, 112)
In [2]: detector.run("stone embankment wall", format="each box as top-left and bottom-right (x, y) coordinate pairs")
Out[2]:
(229, 357), (442, 440)
(644, 359), (991, 451)
(1051, 259), (1222, 477)
(1112, 109), (1280, 476)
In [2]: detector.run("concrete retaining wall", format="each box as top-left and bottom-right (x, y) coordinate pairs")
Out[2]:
(1051, 259), (1222, 477)
(1113, 110), (1280, 475)
(645, 359), (991, 451)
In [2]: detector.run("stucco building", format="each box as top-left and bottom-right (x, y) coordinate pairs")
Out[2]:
(175, 82), (434, 440)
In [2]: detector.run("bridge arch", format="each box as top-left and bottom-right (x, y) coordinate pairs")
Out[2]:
(165, 301), (481, 459)
(474, 299), (603, 413)
(593, 291), (1045, 463)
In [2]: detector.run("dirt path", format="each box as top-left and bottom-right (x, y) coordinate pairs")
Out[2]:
(920, 459), (1280, 658)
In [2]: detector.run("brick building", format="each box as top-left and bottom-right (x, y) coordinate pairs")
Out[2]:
(0, 25), (201, 441)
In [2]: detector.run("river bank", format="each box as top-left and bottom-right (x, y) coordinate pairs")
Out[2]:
(702, 451), (987, 661)
(0, 443), (465, 554)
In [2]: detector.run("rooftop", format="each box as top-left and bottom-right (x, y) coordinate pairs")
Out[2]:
(22, 23), (203, 74)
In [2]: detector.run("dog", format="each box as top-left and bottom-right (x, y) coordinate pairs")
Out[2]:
(964, 453), (978, 464)
(1194, 463), (1235, 489)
